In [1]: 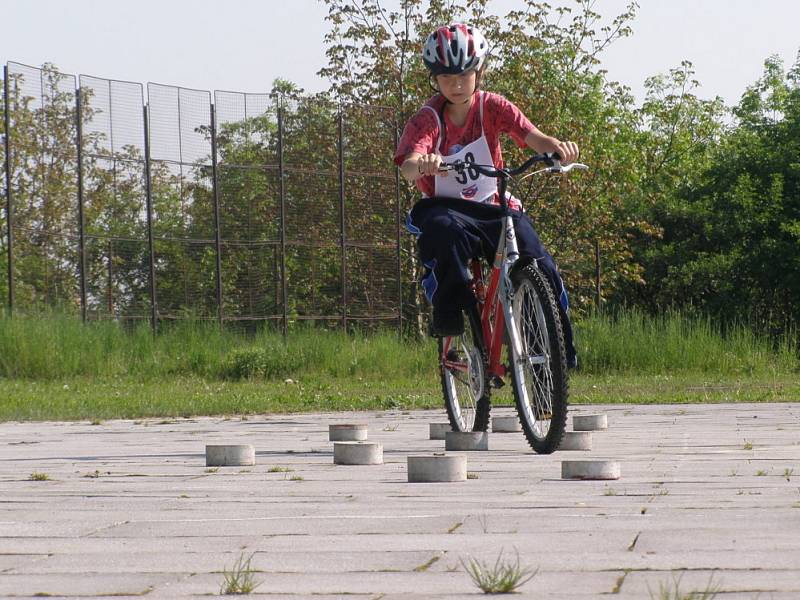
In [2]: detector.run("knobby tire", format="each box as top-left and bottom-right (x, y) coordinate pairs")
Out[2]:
(508, 262), (568, 453)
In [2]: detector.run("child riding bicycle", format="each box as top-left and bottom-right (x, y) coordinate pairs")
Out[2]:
(395, 23), (579, 368)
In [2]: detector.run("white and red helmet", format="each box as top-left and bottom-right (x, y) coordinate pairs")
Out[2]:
(422, 23), (489, 76)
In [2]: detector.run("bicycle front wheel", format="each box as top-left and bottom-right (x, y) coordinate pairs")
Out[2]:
(439, 304), (491, 432)
(508, 263), (568, 453)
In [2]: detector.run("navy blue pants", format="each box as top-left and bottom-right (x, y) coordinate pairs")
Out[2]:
(407, 197), (577, 367)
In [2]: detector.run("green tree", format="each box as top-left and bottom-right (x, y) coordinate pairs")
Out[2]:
(632, 54), (800, 330)
(615, 60), (726, 309)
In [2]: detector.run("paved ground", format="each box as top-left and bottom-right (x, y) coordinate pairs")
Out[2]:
(1, 403), (799, 599)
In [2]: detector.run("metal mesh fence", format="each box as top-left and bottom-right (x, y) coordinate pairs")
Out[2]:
(147, 83), (217, 322)
(2, 63), (403, 332)
(5, 62), (79, 311)
(79, 74), (150, 322)
(213, 90), (282, 326)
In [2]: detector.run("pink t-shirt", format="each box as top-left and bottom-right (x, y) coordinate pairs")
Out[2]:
(394, 92), (535, 198)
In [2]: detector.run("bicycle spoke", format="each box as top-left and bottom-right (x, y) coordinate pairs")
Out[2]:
(521, 284), (554, 423)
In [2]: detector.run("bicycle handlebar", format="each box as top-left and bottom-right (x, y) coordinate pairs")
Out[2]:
(440, 152), (589, 178)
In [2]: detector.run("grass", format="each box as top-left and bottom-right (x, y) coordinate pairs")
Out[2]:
(220, 552), (261, 595)
(0, 309), (797, 421)
(579, 308), (797, 375)
(28, 472), (50, 481)
(0, 312), (433, 381)
(413, 554), (442, 572)
(648, 574), (721, 599)
(0, 371), (796, 422)
(460, 549), (538, 594)
(267, 466), (293, 473)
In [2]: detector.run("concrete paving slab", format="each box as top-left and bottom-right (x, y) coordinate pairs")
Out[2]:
(1, 402), (799, 598)
(0, 573), (180, 597)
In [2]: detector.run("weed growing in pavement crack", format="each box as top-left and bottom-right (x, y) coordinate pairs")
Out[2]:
(28, 472), (50, 481)
(477, 513), (489, 534)
(413, 554), (441, 572)
(267, 466), (293, 473)
(220, 552), (261, 595)
(648, 573), (721, 599)
(460, 548), (537, 594)
(447, 520), (464, 534)
(612, 570), (630, 593)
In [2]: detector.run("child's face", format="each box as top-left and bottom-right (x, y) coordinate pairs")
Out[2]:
(436, 71), (477, 103)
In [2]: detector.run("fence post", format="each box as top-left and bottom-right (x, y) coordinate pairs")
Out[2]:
(210, 102), (223, 327)
(337, 108), (347, 330)
(594, 238), (601, 310)
(75, 86), (87, 322)
(107, 239), (113, 314)
(394, 113), (403, 337)
(277, 101), (288, 337)
(3, 65), (14, 315)
(143, 103), (158, 333)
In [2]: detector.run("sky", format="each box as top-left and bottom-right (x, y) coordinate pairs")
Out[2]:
(2, 0), (799, 107)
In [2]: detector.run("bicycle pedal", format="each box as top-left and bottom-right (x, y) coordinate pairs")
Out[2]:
(489, 375), (505, 389)
(445, 349), (461, 362)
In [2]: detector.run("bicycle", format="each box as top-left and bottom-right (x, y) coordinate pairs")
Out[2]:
(436, 152), (588, 453)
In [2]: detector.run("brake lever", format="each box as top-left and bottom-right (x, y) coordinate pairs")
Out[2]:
(562, 162), (589, 172)
(548, 161), (589, 174)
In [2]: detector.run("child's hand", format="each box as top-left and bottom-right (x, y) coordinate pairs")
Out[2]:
(417, 153), (446, 177)
(547, 139), (579, 165)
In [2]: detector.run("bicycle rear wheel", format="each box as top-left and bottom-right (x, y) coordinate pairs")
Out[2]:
(439, 304), (491, 432)
(508, 263), (568, 453)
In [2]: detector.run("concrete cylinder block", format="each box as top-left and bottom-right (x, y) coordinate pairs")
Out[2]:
(559, 431), (593, 451)
(329, 423), (368, 442)
(492, 416), (521, 433)
(573, 414), (608, 431)
(205, 444), (255, 467)
(333, 441), (383, 465)
(429, 422), (452, 440)
(407, 453), (467, 483)
(445, 431), (489, 451)
(561, 460), (620, 480)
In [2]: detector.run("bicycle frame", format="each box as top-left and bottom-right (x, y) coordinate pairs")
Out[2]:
(441, 197), (523, 383)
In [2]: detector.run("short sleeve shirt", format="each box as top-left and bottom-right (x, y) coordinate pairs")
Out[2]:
(394, 92), (536, 198)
